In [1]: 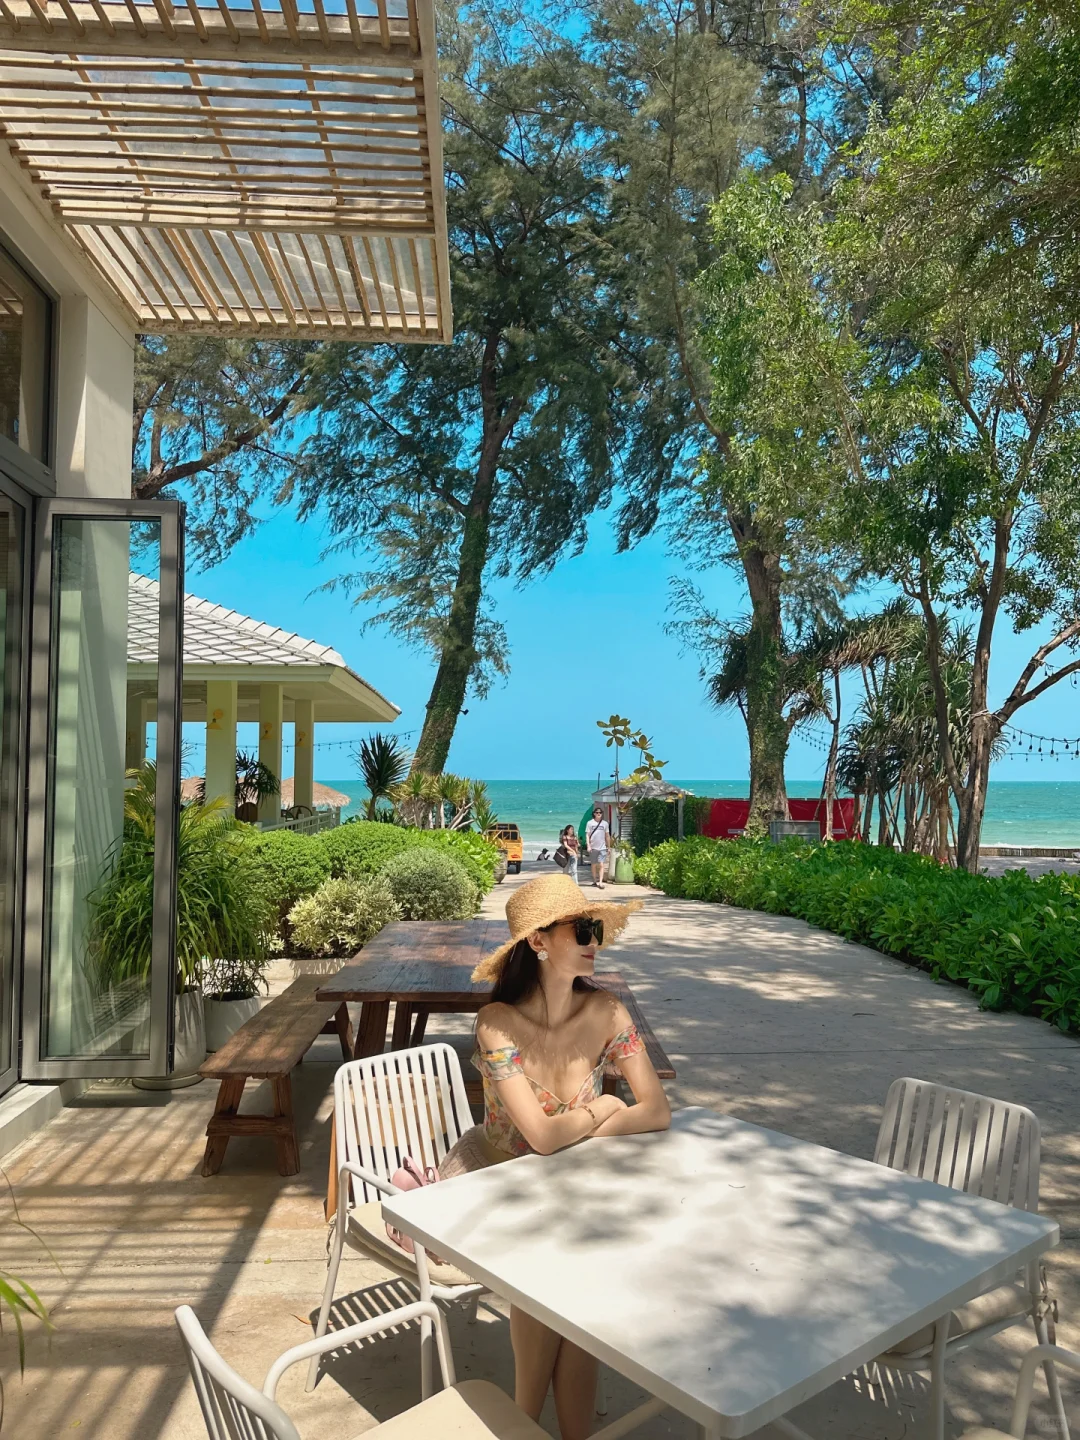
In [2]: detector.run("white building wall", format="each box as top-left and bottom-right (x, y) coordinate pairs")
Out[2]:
(0, 149), (139, 1059)
(0, 146), (137, 502)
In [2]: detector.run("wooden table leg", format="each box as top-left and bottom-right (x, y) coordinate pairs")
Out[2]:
(326, 1119), (338, 1222)
(333, 1002), (354, 1061)
(202, 1076), (246, 1176)
(410, 1005), (431, 1045)
(271, 1074), (300, 1176)
(353, 1000), (391, 1059)
(390, 1001), (413, 1050)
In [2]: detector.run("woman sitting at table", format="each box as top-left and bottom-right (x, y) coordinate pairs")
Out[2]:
(440, 872), (671, 1440)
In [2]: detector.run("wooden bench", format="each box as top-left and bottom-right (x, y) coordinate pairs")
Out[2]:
(199, 974), (353, 1178)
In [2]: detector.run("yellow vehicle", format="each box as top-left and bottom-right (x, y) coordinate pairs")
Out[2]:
(490, 822), (523, 874)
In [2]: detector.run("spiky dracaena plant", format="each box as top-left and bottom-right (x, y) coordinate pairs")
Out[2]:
(356, 732), (411, 819)
(390, 770), (440, 829)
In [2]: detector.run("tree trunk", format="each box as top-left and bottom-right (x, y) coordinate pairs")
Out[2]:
(412, 504), (492, 775)
(412, 333), (516, 778)
(955, 722), (996, 872)
(819, 669), (841, 841)
(737, 526), (789, 836)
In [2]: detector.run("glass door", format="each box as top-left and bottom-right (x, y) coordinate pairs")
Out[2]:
(21, 499), (183, 1080)
(0, 487), (26, 1097)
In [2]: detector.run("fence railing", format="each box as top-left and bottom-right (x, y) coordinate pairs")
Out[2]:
(256, 807), (341, 835)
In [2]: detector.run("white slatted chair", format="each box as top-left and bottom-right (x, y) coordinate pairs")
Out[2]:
(871, 1078), (1069, 1440)
(307, 1043), (486, 1393)
(962, 1343), (1079, 1440)
(176, 1299), (551, 1440)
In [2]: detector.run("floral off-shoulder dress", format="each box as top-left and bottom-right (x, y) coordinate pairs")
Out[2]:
(438, 1025), (644, 1177)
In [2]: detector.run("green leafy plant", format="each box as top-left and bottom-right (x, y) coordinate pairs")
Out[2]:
(90, 764), (273, 992)
(0, 1170), (57, 1432)
(287, 875), (401, 957)
(380, 848), (477, 921)
(356, 733), (411, 819)
(201, 955), (270, 1002)
(636, 837), (1080, 1035)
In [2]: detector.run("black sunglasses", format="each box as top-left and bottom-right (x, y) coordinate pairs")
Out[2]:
(560, 917), (604, 947)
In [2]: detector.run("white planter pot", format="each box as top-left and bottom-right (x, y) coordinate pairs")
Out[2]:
(133, 989), (206, 1091)
(204, 995), (261, 1051)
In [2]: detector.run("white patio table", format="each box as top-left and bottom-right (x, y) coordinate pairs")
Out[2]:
(381, 1107), (1059, 1440)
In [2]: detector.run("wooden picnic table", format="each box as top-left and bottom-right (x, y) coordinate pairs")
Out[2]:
(315, 918), (499, 1059)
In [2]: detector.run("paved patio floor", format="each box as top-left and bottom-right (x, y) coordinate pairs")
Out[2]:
(2, 864), (1077, 1439)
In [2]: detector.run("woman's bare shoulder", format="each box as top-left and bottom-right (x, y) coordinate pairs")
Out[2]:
(581, 986), (632, 1035)
(476, 1002), (524, 1050)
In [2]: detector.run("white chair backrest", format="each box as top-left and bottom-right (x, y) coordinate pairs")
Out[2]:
(176, 1305), (301, 1440)
(337, 1043), (474, 1207)
(875, 1077), (1041, 1211)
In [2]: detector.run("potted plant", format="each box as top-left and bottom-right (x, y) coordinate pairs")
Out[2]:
(88, 764), (273, 1087)
(613, 839), (636, 884)
(202, 954), (269, 1052)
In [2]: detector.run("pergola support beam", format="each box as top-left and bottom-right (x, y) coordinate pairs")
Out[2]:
(205, 678), (238, 813)
(293, 696), (314, 811)
(258, 682), (283, 825)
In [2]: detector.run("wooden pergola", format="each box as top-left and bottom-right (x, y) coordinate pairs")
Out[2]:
(0, 0), (451, 340)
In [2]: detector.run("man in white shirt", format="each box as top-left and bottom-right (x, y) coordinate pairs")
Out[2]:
(585, 805), (612, 889)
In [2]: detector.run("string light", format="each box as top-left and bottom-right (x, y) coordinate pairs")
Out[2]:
(791, 721), (1080, 765)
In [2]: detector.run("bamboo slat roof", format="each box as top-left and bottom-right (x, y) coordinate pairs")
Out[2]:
(0, 0), (451, 340)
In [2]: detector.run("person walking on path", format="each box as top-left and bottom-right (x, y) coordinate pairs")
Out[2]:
(586, 805), (612, 889)
(557, 824), (580, 883)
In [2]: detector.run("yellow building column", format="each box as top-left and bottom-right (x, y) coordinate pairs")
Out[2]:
(125, 692), (147, 771)
(293, 697), (315, 810)
(258, 683), (284, 825)
(205, 679), (238, 812)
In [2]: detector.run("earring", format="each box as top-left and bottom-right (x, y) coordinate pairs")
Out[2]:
(537, 949), (549, 962)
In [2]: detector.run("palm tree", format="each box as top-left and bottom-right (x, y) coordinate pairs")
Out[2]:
(390, 770), (440, 828)
(193, 750), (279, 814)
(470, 781), (497, 834)
(235, 750), (280, 812)
(356, 733), (411, 819)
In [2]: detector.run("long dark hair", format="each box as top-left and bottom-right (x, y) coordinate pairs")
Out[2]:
(490, 929), (592, 1007)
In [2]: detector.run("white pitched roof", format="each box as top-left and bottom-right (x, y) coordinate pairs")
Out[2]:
(128, 572), (398, 716)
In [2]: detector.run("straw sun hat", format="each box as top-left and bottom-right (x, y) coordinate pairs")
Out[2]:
(471, 872), (643, 984)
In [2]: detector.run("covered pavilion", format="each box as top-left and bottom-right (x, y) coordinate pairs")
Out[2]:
(126, 573), (397, 819)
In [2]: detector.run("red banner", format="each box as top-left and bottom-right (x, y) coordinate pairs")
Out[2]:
(698, 797), (855, 840)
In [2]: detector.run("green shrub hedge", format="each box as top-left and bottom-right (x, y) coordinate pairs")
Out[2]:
(635, 837), (1080, 1034)
(321, 821), (499, 899)
(381, 847), (477, 920)
(288, 875), (402, 957)
(245, 829), (333, 925)
(631, 796), (713, 855)
(242, 821), (500, 945)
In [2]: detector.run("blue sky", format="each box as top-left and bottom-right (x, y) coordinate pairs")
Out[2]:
(182, 499), (1080, 786)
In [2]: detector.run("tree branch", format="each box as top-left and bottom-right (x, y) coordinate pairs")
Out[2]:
(998, 618), (1080, 717)
(133, 369), (309, 499)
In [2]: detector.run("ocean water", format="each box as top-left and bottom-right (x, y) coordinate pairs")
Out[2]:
(320, 779), (1080, 852)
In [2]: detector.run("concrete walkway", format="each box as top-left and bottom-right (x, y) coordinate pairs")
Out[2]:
(1, 865), (1077, 1438)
